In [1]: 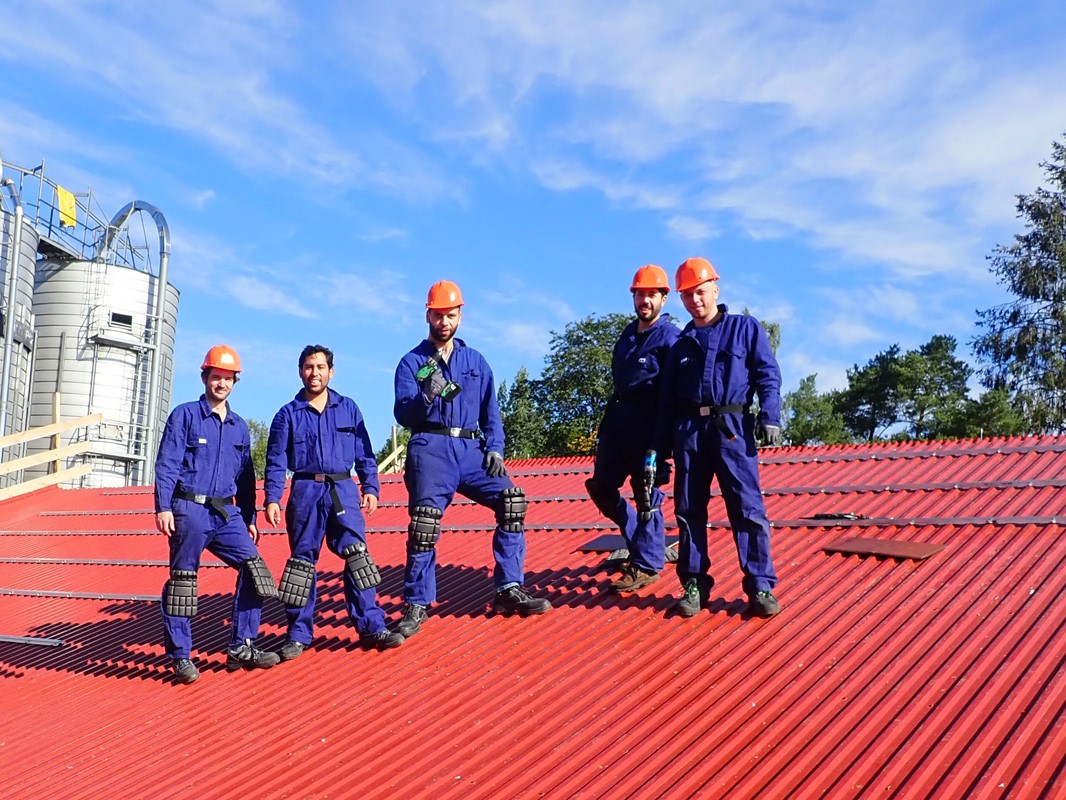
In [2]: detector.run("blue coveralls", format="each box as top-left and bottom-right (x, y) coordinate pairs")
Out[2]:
(155, 396), (263, 659)
(655, 305), (781, 596)
(394, 338), (526, 606)
(264, 389), (386, 642)
(588, 313), (680, 572)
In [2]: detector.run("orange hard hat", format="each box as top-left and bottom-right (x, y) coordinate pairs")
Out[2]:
(630, 264), (670, 294)
(675, 257), (720, 292)
(201, 344), (241, 373)
(426, 280), (464, 310)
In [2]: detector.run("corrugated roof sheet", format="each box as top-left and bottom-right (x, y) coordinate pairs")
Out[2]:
(1, 435), (1064, 798)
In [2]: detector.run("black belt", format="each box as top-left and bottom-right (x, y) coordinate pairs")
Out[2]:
(417, 426), (482, 440)
(694, 403), (750, 440)
(174, 489), (233, 521)
(695, 403), (749, 417)
(292, 471), (351, 515)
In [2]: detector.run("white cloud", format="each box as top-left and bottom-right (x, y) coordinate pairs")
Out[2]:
(358, 227), (410, 243)
(494, 321), (553, 360)
(530, 158), (678, 211)
(321, 1), (1066, 285)
(320, 269), (418, 324)
(170, 229), (316, 318)
(189, 190), (215, 210)
(0, 1), (458, 203)
(666, 215), (716, 243)
(781, 353), (850, 394)
(482, 273), (577, 326)
(224, 275), (315, 318)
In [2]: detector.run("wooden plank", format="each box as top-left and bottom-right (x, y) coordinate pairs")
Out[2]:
(0, 464), (92, 502)
(823, 536), (946, 561)
(50, 392), (62, 474)
(0, 440), (90, 476)
(0, 412), (102, 449)
(378, 444), (406, 474)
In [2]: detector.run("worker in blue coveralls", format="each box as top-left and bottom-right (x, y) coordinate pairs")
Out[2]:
(265, 344), (404, 658)
(586, 265), (681, 593)
(155, 345), (280, 685)
(392, 280), (551, 639)
(653, 257), (782, 618)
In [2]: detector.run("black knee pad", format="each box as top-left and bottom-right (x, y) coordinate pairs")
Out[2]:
(408, 506), (442, 553)
(164, 569), (198, 617)
(585, 477), (617, 518)
(243, 556), (279, 599)
(278, 557), (316, 607)
(499, 486), (526, 532)
(341, 542), (381, 591)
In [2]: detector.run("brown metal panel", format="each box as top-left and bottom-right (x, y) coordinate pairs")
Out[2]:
(823, 536), (946, 560)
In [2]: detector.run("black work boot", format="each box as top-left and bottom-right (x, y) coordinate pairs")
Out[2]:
(359, 629), (405, 650)
(396, 603), (428, 638)
(171, 658), (200, 684)
(226, 639), (281, 671)
(492, 586), (551, 617)
(278, 640), (307, 662)
(676, 575), (714, 618)
(748, 590), (781, 617)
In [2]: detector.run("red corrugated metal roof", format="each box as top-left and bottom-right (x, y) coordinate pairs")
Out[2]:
(1, 435), (1064, 798)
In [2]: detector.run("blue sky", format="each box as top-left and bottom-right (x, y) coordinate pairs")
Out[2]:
(2, 1), (1065, 449)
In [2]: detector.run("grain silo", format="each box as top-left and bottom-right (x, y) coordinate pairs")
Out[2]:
(0, 173), (40, 490)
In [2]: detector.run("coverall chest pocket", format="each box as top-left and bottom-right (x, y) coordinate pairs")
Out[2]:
(291, 431), (312, 466)
(183, 431), (207, 472)
(637, 353), (660, 379)
(336, 426), (358, 465)
(714, 347), (746, 398)
(333, 407), (358, 465)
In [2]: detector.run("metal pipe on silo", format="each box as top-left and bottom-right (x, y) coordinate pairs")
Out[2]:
(0, 175), (25, 442)
(97, 201), (170, 484)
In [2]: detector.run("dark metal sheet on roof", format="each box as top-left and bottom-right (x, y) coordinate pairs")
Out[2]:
(823, 536), (947, 560)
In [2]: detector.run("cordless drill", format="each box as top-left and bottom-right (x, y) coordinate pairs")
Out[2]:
(640, 450), (657, 512)
(415, 351), (461, 402)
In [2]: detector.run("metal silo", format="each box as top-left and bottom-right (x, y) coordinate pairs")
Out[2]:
(0, 177), (40, 490)
(27, 253), (179, 487)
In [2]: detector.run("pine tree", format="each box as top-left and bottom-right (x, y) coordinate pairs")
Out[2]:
(974, 134), (1066, 432)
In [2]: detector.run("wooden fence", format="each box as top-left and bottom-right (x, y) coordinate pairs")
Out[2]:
(0, 412), (102, 501)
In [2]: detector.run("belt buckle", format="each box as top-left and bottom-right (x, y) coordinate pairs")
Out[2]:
(314, 474), (326, 483)
(193, 493), (207, 504)
(699, 406), (711, 417)
(449, 427), (462, 437)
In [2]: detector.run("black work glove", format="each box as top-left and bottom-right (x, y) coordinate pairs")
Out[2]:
(654, 459), (673, 487)
(420, 368), (448, 403)
(757, 423), (782, 447)
(484, 450), (507, 478)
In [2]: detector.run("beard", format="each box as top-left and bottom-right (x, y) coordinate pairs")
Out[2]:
(430, 326), (455, 345)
